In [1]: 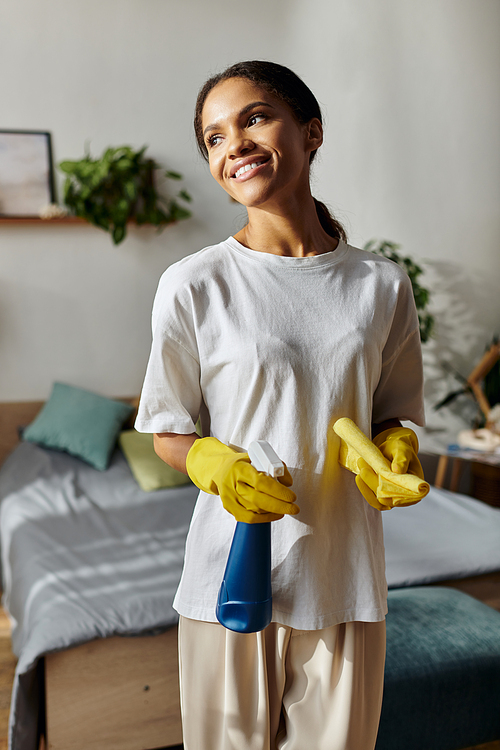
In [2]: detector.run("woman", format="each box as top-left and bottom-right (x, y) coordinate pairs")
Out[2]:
(136, 61), (425, 750)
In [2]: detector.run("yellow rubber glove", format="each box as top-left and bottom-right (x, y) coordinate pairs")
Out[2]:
(373, 427), (424, 476)
(186, 437), (299, 524)
(357, 427), (426, 510)
(333, 419), (429, 510)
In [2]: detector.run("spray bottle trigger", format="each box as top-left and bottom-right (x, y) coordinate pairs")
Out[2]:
(248, 441), (284, 478)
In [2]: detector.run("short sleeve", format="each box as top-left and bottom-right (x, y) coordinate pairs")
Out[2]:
(135, 272), (202, 434)
(372, 275), (425, 427)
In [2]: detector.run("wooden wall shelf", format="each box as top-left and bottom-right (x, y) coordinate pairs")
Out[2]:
(0, 216), (86, 224)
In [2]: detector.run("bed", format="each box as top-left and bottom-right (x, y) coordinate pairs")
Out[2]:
(0, 394), (197, 750)
(0, 396), (499, 750)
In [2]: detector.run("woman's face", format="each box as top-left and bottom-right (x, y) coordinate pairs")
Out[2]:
(201, 77), (321, 209)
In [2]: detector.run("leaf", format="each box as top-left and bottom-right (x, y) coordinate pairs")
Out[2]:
(79, 186), (92, 200)
(112, 225), (126, 244)
(178, 189), (192, 202)
(123, 180), (137, 201)
(418, 313), (433, 343)
(59, 160), (79, 174)
(115, 158), (133, 171)
(433, 388), (469, 410)
(169, 202), (191, 221)
(165, 170), (182, 180)
(441, 361), (468, 384)
(62, 176), (73, 201)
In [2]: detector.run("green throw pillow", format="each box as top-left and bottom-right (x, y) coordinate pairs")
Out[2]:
(23, 382), (134, 471)
(119, 430), (191, 492)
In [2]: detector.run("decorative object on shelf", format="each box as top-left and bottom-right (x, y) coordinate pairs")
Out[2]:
(434, 338), (500, 432)
(39, 203), (68, 220)
(59, 145), (192, 245)
(364, 239), (434, 343)
(0, 130), (56, 217)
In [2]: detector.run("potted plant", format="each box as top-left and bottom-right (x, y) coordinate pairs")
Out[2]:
(59, 145), (192, 245)
(364, 239), (434, 343)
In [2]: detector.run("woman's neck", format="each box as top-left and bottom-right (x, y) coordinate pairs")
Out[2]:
(233, 196), (339, 258)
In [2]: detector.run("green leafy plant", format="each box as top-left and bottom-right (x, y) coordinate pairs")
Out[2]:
(59, 145), (192, 245)
(364, 239), (434, 343)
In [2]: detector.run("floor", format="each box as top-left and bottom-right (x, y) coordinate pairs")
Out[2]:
(0, 606), (498, 750)
(0, 607), (16, 750)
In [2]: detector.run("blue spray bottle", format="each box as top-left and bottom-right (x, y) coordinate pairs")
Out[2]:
(216, 441), (284, 634)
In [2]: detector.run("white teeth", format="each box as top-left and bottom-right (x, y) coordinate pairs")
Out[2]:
(234, 161), (263, 179)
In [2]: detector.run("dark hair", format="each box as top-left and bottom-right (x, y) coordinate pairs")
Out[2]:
(194, 60), (347, 242)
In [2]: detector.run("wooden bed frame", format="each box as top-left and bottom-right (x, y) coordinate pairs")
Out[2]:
(1, 401), (499, 750)
(0, 401), (183, 750)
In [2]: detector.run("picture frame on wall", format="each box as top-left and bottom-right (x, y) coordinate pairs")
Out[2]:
(0, 130), (56, 217)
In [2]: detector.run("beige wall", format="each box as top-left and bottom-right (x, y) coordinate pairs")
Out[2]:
(287, 0), (500, 449)
(1, 0), (499, 450)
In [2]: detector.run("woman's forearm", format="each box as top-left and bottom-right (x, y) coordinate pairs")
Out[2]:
(153, 432), (199, 474)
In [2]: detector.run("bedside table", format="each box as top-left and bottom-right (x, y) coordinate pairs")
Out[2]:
(434, 448), (500, 506)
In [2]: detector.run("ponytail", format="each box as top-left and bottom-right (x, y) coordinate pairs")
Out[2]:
(314, 199), (347, 242)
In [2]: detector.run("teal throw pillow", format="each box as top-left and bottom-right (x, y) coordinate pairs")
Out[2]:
(119, 430), (191, 492)
(23, 382), (134, 470)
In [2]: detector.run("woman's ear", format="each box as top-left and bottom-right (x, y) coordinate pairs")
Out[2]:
(305, 118), (323, 153)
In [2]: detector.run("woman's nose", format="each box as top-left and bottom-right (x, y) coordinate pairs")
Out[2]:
(227, 128), (254, 157)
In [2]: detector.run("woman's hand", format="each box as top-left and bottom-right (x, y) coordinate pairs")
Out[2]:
(334, 418), (428, 510)
(186, 437), (299, 523)
(372, 426), (424, 477)
(355, 426), (425, 510)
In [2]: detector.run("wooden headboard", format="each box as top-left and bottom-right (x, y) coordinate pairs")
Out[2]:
(0, 401), (44, 467)
(0, 398), (139, 468)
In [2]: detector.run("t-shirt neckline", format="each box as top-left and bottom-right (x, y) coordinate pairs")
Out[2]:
(226, 236), (349, 268)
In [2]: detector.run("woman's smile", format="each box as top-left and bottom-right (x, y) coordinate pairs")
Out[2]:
(231, 157), (269, 181)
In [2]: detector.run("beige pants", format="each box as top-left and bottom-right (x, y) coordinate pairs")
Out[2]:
(178, 616), (386, 750)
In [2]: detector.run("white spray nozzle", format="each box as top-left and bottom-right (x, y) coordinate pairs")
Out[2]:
(248, 441), (284, 479)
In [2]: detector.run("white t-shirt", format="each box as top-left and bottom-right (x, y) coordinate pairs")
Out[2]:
(136, 237), (425, 629)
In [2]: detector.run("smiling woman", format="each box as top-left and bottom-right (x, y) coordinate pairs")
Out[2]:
(135, 60), (426, 750)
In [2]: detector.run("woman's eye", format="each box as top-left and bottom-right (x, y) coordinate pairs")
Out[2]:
(207, 134), (222, 148)
(248, 113), (266, 127)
